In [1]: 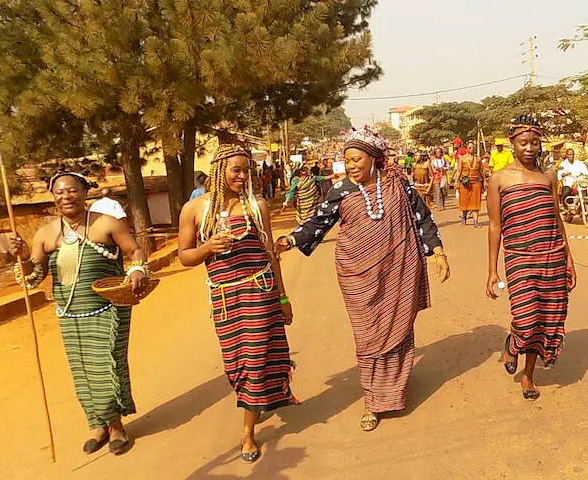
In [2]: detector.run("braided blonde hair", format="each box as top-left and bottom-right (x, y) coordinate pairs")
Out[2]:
(201, 145), (268, 246)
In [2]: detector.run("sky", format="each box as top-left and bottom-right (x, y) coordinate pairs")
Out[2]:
(343, 0), (588, 126)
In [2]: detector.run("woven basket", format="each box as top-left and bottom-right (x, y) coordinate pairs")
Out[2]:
(91, 276), (160, 306)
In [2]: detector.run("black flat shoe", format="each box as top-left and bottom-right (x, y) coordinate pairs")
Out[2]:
(503, 336), (518, 375)
(241, 449), (260, 464)
(83, 435), (109, 454)
(109, 438), (130, 455)
(523, 389), (540, 400)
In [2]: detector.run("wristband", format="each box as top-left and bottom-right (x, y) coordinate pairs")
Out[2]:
(280, 297), (290, 305)
(126, 265), (147, 277)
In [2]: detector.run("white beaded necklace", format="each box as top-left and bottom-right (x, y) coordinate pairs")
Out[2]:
(224, 195), (252, 240)
(62, 212), (119, 260)
(358, 170), (384, 220)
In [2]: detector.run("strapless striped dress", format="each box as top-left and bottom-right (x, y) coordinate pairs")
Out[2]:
(205, 216), (297, 411)
(501, 183), (568, 364)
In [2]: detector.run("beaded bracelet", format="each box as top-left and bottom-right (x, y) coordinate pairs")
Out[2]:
(13, 258), (44, 289)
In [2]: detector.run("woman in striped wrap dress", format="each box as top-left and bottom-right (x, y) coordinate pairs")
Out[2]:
(8, 172), (149, 455)
(283, 167), (333, 224)
(275, 126), (450, 432)
(179, 145), (297, 463)
(487, 115), (576, 400)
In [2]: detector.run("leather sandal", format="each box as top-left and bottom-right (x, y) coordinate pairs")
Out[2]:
(83, 434), (109, 454)
(360, 412), (379, 432)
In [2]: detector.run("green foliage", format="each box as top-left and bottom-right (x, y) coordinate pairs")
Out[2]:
(410, 102), (483, 146)
(479, 84), (586, 139)
(287, 106), (352, 146)
(559, 25), (588, 52)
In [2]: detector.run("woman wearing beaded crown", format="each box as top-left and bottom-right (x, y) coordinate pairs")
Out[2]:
(486, 115), (576, 400)
(275, 126), (450, 432)
(8, 171), (149, 455)
(178, 144), (297, 463)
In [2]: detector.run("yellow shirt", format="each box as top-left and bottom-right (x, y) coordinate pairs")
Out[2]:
(489, 150), (514, 171)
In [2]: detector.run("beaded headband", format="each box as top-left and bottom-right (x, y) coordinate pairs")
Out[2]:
(48, 172), (98, 191)
(343, 126), (390, 159)
(212, 144), (252, 164)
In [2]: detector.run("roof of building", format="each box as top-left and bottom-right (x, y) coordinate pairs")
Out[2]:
(388, 105), (414, 114)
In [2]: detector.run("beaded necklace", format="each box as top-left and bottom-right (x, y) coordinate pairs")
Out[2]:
(223, 195), (252, 240)
(62, 211), (119, 260)
(358, 170), (384, 220)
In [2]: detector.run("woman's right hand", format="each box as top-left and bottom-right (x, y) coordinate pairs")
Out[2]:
(486, 272), (501, 299)
(273, 236), (291, 260)
(8, 233), (26, 257)
(206, 234), (232, 254)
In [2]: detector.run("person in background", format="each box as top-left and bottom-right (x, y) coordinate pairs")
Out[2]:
(455, 141), (484, 227)
(90, 188), (127, 220)
(320, 158), (333, 198)
(544, 148), (562, 171)
(489, 139), (515, 173)
(431, 147), (449, 210)
(558, 148), (588, 204)
(487, 115), (575, 401)
(404, 151), (415, 176)
(271, 165), (280, 199)
(189, 172), (209, 200)
(386, 150), (399, 171)
(412, 152), (433, 207)
(282, 167), (334, 224)
(310, 161), (321, 176)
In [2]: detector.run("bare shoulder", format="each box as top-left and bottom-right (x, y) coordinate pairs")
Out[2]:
(37, 217), (60, 238)
(256, 196), (269, 213)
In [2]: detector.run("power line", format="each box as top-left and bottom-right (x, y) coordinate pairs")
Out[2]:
(346, 75), (528, 101)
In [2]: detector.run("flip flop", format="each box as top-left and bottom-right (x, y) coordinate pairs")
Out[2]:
(523, 389), (540, 400)
(240, 442), (260, 464)
(503, 336), (518, 375)
(83, 434), (109, 454)
(360, 412), (379, 432)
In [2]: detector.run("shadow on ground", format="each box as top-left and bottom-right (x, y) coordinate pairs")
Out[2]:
(512, 328), (588, 388)
(126, 374), (231, 440)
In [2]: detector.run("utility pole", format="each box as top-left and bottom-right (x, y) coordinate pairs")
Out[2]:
(522, 36), (538, 87)
(434, 92), (440, 105)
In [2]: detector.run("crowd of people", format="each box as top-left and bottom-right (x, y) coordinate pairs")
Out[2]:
(5, 115), (579, 467)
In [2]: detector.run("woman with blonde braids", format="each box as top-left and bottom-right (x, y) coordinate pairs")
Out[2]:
(178, 144), (298, 463)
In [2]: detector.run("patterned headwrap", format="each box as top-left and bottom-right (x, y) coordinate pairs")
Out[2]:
(507, 115), (544, 140)
(212, 144), (252, 164)
(343, 125), (390, 159)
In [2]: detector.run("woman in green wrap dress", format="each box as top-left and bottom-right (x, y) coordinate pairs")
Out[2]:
(9, 171), (148, 455)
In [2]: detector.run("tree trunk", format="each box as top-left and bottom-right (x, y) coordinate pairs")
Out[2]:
(162, 136), (184, 227)
(182, 119), (196, 200)
(121, 137), (153, 255)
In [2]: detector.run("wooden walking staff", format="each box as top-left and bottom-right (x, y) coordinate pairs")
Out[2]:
(0, 153), (56, 462)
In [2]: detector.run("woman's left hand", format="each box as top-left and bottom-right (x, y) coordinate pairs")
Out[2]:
(281, 301), (294, 325)
(129, 271), (148, 297)
(435, 253), (450, 283)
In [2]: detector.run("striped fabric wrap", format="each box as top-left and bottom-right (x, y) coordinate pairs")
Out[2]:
(336, 175), (430, 412)
(205, 217), (298, 411)
(501, 183), (568, 365)
(49, 244), (135, 429)
(344, 139), (384, 159)
(295, 176), (322, 224)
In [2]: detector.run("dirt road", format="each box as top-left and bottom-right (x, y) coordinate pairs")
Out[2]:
(2, 201), (588, 480)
